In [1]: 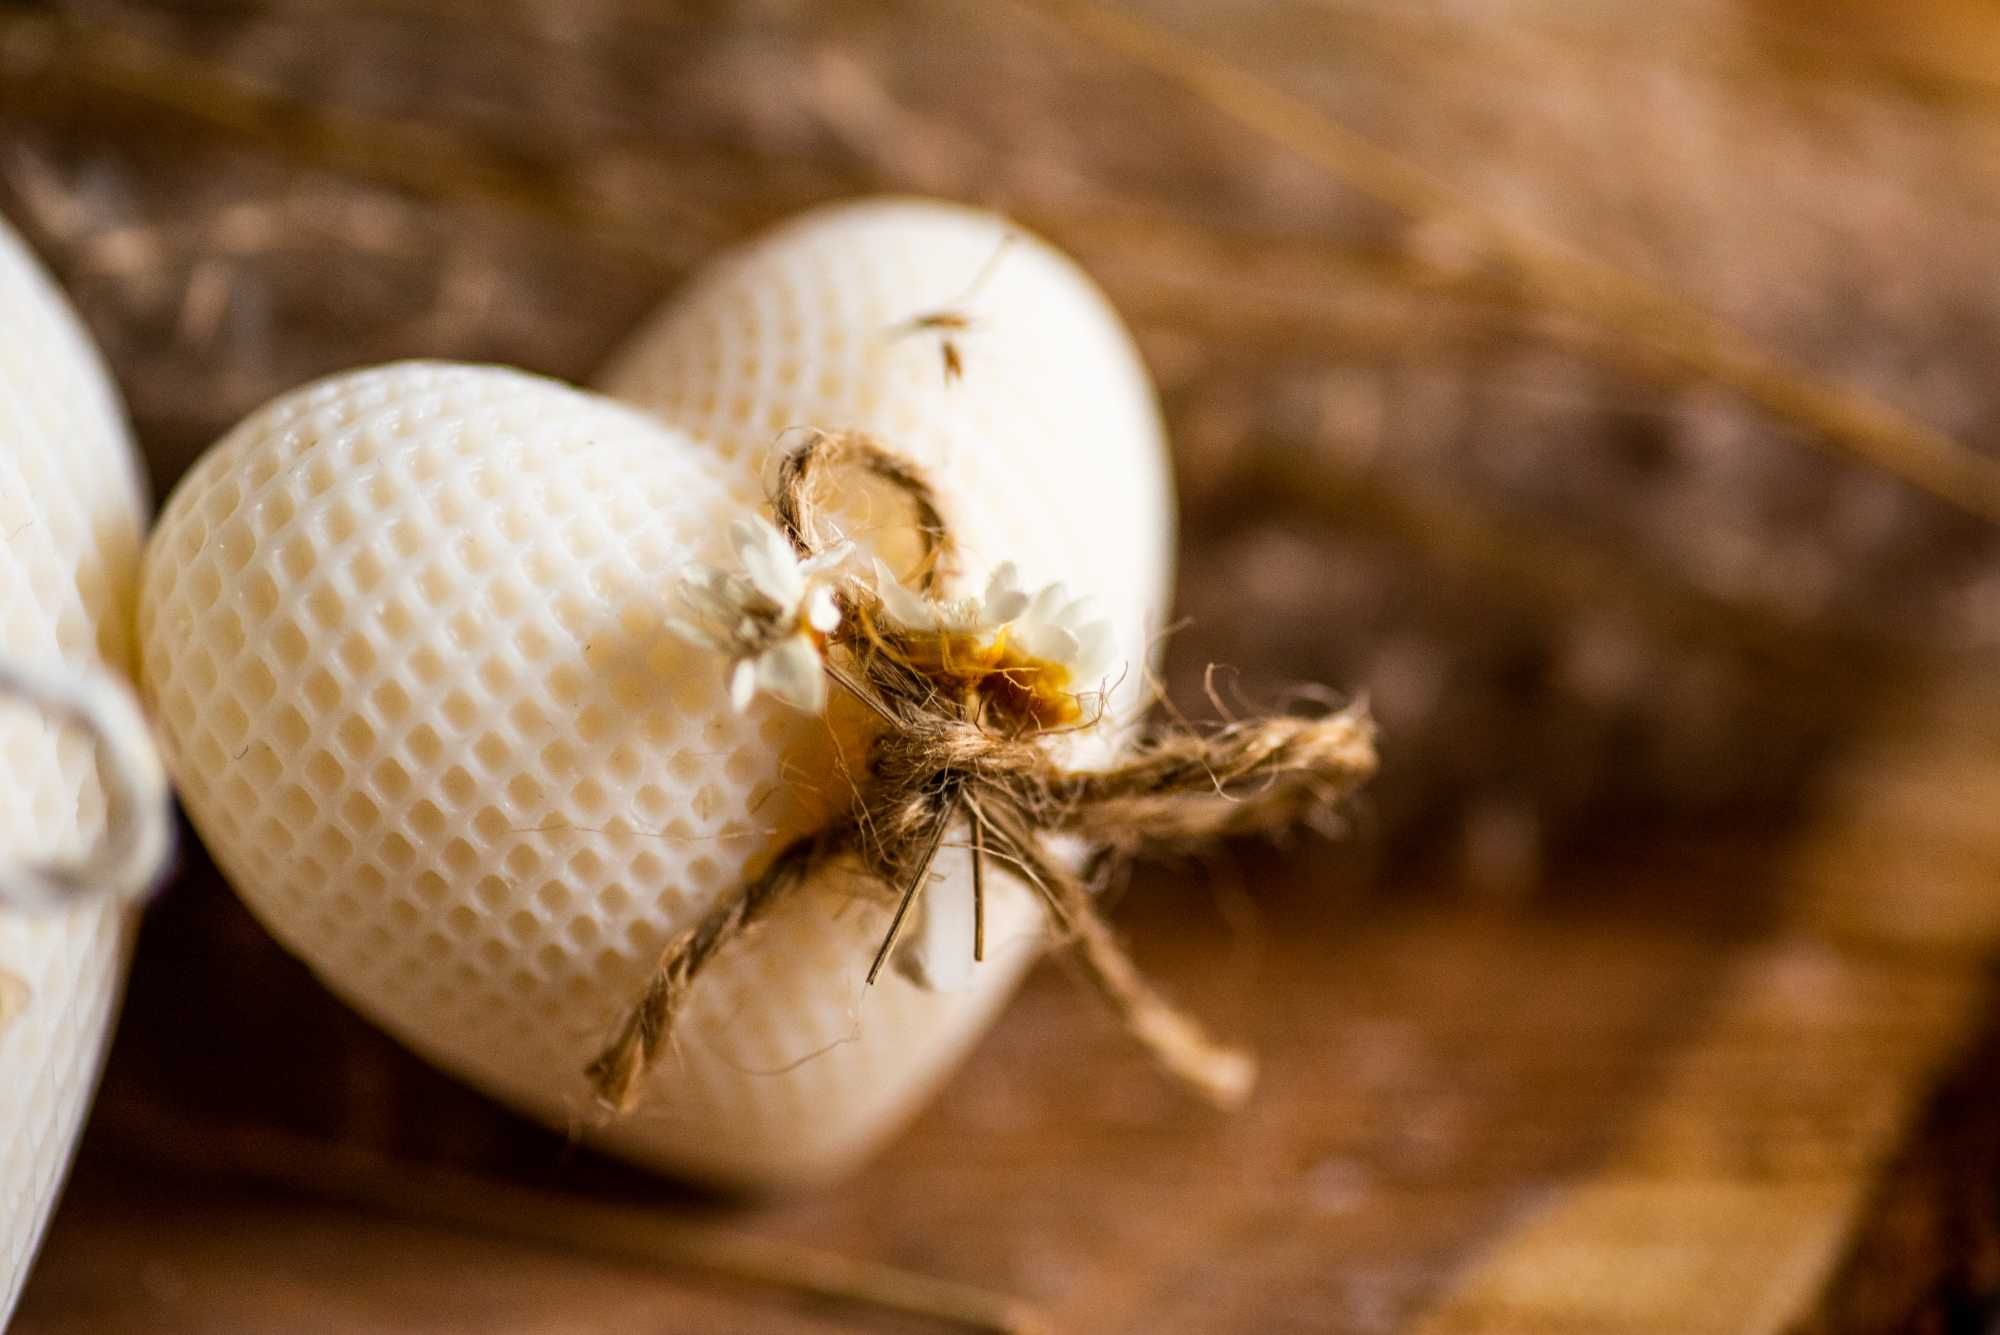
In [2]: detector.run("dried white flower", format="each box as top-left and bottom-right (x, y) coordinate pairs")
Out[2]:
(671, 517), (849, 713)
(872, 560), (1117, 690)
(872, 559), (1029, 637)
(1011, 580), (1117, 690)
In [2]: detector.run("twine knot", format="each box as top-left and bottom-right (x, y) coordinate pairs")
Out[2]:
(588, 430), (1376, 1115)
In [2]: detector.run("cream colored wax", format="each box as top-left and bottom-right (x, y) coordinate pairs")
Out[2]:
(0, 216), (148, 1321)
(140, 201), (1174, 1188)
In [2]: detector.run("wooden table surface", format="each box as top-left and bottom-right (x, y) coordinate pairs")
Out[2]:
(13, 677), (1999, 1333)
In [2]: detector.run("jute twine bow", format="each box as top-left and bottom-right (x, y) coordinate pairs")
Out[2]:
(588, 430), (1377, 1113)
(0, 655), (173, 913)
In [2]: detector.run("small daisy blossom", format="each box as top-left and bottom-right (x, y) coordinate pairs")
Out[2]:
(870, 559), (1120, 725)
(1011, 580), (1117, 691)
(670, 517), (849, 713)
(871, 559), (1030, 637)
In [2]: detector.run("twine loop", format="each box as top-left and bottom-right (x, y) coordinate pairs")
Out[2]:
(0, 655), (172, 914)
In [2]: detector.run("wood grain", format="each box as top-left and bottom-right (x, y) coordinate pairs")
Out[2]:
(1411, 674), (2000, 1333)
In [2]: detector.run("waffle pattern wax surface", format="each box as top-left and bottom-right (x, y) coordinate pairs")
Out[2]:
(0, 216), (148, 1323)
(138, 200), (1173, 1187)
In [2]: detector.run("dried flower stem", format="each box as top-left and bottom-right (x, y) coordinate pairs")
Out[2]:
(587, 431), (1377, 1115)
(865, 788), (960, 985)
(970, 806), (989, 962)
(892, 233), (1017, 384)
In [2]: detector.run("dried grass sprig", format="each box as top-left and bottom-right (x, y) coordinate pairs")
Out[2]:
(587, 430), (1376, 1114)
(1008, 0), (2000, 526)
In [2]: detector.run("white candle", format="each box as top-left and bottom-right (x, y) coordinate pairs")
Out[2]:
(0, 215), (149, 1322)
(140, 200), (1174, 1188)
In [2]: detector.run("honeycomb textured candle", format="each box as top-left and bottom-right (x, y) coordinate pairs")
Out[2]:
(0, 217), (148, 1322)
(139, 200), (1172, 1186)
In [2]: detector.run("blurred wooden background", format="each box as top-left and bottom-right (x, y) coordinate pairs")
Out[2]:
(5, 0), (2000, 1329)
